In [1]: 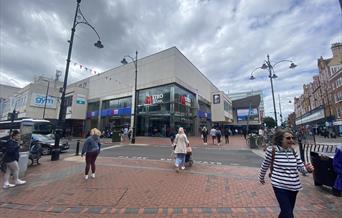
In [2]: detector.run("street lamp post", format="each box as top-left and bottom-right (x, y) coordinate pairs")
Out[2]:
(42, 79), (50, 119)
(121, 51), (138, 144)
(250, 54), (297, 126)
(53, 0), (103, 161)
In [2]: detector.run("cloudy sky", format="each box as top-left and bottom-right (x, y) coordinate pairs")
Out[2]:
(0, 0), (341, 122)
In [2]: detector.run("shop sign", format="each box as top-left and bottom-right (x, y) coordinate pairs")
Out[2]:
(180, 95), (191, 106)
(144, 94), (164, 105)
(30, 93), (57, 108)
(213, 94), (220, 104)
(76, 97), (86, 104)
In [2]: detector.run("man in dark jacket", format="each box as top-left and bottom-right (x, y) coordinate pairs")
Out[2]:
(2, 130), (26, 189)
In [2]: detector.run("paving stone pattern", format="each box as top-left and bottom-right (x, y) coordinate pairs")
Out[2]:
(0, 136), (340, 217)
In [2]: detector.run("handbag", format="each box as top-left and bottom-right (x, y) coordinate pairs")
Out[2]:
(186, 146), (192, 153)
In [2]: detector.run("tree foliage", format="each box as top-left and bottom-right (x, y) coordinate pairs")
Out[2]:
(263, 116), (277, 128)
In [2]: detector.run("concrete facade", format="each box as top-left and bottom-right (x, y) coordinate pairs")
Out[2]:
(82, 47), (229, 136)
(0, 76), (62, 121)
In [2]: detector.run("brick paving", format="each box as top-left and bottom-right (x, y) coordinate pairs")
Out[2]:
(0, 136), (341, 217)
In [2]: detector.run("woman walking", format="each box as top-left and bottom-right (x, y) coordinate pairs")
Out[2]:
(2, 130), (26, 189)
(81, 128), (101, 180)
(173, 127), (189, 172)
(259, 129), (314, 218)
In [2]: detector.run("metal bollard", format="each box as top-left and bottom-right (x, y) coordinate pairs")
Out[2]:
(75, 140), (80, 156)
(298, 139), (305, 163)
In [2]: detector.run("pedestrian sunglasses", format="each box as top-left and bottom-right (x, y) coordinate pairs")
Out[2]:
(285, 136), (295, 140)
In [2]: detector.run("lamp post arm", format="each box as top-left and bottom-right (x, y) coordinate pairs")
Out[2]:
(76, 21), (102, 41)
(272, 59), (294, 68)
(250, 66), (262, 77)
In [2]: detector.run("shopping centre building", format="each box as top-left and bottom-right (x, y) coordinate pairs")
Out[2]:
(70, 47), (234, 136)
(1, 47), (265, 137)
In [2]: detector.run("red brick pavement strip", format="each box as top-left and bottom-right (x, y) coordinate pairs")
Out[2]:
(0, 155), (341, 217)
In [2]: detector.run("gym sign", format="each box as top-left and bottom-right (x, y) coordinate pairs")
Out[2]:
(30, 93), (57, 108)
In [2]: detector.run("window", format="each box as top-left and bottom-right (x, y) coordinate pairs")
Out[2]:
(335, 91), (342, 103)
(65, 96), (73, 107)
(138, 85), (172, 114)
(87, 102), (100, 111)
(335, 77), (342, 89)
(102, 97), (132, 110)
(337, 106), (342, 119)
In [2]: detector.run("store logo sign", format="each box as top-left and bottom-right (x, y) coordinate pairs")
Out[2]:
(76, 97), (86, 104)
(144, 94), (164, 105)
(30, 93), (57, 108)
(180, 96), (191, 106)
(213, 94), (220, 104)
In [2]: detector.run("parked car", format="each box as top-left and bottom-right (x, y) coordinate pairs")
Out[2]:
(31, 134), (69, 155)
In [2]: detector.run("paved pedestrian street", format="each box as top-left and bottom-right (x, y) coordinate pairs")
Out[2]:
(0, 143), (341, 218)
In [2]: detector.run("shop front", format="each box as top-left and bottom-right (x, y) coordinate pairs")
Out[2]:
(137, 84), (196, 136)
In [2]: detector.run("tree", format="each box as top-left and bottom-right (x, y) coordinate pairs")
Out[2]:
(263, 116), (277, 128)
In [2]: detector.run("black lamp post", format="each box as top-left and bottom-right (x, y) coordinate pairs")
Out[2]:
(121, 51), (138, 144)
(42, 79), (50, 119)
(250, 54), (297, 126)
(53, 0), (103, 161)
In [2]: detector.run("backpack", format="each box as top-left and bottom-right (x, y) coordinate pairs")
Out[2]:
(269, 146), (296, 178)
(216, 130), (221, 137)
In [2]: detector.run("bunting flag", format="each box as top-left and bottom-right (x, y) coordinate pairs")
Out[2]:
(71, 61), (99, 75)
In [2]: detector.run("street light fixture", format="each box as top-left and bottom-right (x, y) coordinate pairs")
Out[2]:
(121, 51), (138, 144)
(250, 54), (297, 126)
(41, 78), (50, 119)
(53, 0), (103, 161)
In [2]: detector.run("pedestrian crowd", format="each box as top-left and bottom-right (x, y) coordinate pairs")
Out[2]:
(200, 126), (231, 146)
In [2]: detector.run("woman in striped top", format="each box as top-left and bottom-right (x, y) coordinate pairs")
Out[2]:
(259, 129), (314, 218)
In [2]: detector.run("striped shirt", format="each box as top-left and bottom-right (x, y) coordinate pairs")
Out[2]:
(259, 145), (308, 191)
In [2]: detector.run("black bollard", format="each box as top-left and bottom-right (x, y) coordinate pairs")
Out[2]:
(75, 140), (80, 156)
(298, 139), (305, 163)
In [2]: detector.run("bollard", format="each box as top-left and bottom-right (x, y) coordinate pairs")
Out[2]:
(298, 139), (305, 163)
(75, 140), (80, 156)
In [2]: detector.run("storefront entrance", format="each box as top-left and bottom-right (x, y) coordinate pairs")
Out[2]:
(137, 115), (170, 137)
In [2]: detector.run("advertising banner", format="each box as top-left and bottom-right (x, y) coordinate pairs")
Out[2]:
(237, 108), (259, 121)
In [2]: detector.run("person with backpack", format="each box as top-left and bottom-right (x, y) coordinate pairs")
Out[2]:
(259, 129), (314, 218)
(201, 126), (208, 145)
(2, 130), (26, 189)
(215, 127), (222, 146)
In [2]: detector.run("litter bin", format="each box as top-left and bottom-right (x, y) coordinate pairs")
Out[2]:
(248, 134), (258, 148)
(112, 126), (122, 142)
(311, 151), (336, 187)
(18, 151), (29, 177)
(51, 147), (60, 161)
(112, 131), (121, 142)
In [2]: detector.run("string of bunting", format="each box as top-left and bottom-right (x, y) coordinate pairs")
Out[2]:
(72, 61), (99, 75)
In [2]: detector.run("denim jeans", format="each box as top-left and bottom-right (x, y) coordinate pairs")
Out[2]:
(175, 153), (185, 167)
(273, 186), (298, 218)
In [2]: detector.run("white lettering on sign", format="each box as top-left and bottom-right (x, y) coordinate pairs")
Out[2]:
(144, 94), (164, 105)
